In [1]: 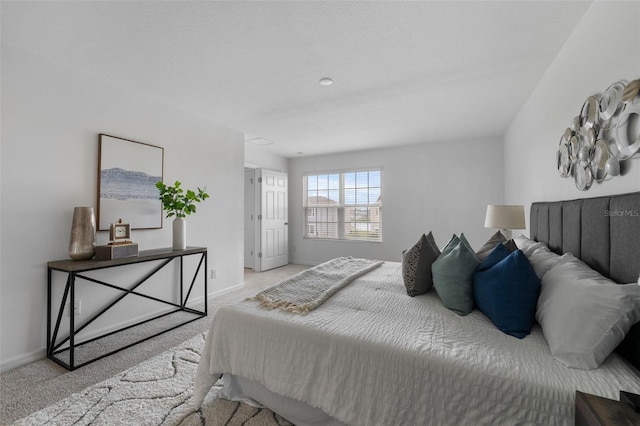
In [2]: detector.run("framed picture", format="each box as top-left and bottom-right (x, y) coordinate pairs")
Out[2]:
(97, 134), (164, 231)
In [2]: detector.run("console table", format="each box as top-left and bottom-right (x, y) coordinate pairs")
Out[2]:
(47, 247), (207, 370)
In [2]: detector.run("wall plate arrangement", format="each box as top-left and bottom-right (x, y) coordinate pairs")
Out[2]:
(557, 78), (640, 190)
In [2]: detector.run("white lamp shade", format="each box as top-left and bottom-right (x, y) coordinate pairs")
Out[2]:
(484, 205), (526, 230)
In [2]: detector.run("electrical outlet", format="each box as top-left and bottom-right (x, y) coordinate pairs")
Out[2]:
(210, 269), (216, 279)
(67, 300), (81, 317)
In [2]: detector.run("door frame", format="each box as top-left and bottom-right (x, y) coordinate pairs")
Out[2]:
(247, 168), (288, 272)
(244, 168), (256, 270)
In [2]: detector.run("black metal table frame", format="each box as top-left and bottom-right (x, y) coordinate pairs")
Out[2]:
(47, 247), (207, 370)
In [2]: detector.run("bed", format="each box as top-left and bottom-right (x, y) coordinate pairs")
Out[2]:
(194, 192), (640, 426)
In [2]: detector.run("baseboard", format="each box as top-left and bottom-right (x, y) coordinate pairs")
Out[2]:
(289, 259), (321, 266)
(204, 282), (246, 303)
(1, 348), (47, 373)
(0, 283), (246, 373)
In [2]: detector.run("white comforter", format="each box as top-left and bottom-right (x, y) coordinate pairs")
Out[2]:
(194, 262), (640, 425)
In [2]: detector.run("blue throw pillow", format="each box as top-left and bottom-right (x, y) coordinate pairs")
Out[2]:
(473, 250), (541, 338)
(432, 235), (480, 316)
(476, 242), (514, 273)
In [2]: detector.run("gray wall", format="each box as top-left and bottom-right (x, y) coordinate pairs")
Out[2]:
(288, 138), (505, 265)
(505, 1), (640, 232)
(1, 46), (245, 371)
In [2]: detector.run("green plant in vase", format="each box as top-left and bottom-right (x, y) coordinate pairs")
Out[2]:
(156, 180), (210, 249)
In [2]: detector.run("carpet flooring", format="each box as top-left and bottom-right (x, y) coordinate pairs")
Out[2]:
(12, 333), (292, 426)
(0, 265), (308, 425)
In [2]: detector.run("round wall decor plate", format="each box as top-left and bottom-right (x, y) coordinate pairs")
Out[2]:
(557, 137), (571, 178)
(575, 164), (593, 191)
(599, 81), (625, 122)
(614, 100), (640, 157)
(591, 139), (610, 182)
(622, 80), (640, 104)
(578, 126), (596, 149)
(568, 136), (579, 162)
(570, 116), (581, 132)
(580, 96), (599, 129)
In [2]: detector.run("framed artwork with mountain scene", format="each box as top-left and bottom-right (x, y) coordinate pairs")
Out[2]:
(97, 134), (164, 231)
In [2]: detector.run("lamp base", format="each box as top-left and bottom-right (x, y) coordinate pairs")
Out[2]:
(499, 229), (513, 240)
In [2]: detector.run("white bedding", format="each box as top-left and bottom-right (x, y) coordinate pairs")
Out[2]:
(195, 262), (640, 425)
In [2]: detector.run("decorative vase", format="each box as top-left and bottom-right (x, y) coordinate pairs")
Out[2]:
(68, 207), (96, 260)
(173, 217), (187, 250)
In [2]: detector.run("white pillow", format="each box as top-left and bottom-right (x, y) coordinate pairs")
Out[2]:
(513, 234), (546, 257)
(527, 245), (564, 279)
(536, 254), (640, 369)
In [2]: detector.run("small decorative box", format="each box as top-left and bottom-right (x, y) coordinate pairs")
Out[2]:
(95, 243), (139, 260)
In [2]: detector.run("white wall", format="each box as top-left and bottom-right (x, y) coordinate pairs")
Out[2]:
(0, 46), (245, 371)
(505, 1), (640, 233)
(245, 143), (288, 172)
(288, 138), (504, 265)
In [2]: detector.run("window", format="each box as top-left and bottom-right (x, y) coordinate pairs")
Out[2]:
(303, 168), (381, 242)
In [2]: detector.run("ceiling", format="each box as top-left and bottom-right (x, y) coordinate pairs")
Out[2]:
(2, 1), (592, 158)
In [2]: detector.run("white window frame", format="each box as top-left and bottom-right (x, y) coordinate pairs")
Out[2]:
(303, 167), (382, 242)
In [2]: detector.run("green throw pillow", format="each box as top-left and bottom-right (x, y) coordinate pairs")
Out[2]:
(432, 235), (480, 315)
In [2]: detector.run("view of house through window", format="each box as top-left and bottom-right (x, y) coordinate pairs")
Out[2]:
(303, 168), (381, 242)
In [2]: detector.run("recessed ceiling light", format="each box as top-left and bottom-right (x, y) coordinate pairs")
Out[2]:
(297, 152), (305, 156)
(247, 138), (274, 146)
(319, 77), (333, 86)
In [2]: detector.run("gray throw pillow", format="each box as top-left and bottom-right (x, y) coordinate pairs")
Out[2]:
(536, 255), (640, 369)
(476, 231), (507, 261)
(432, 235), (480, 315)
(503, 239), (518, 253)
(402, 232), (440, 296)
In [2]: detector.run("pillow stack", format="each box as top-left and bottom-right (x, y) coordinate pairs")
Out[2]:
(536, 254), (640, 369)
(403, 229), (640, 368)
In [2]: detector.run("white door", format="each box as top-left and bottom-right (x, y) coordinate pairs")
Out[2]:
(244, 169), (255, 269)
(259, 169), (288, 271)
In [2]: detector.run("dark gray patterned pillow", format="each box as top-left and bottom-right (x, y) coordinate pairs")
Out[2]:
(476, 231), (507, 261)
(402, 232), (440, 296)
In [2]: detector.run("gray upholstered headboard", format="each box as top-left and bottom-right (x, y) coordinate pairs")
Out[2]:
(529, 191), (640, 371)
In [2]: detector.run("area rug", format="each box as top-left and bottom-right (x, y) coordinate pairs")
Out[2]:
(13, 333), (293, 426)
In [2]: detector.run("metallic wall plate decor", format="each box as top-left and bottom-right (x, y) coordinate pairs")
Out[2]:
(568, 136), (579, 163)
(578, 126), (596, 149)
(599, 81), (625, 122)
(591, 139), (610, 182)
(614, 100), (640, 158)
(580, 96), (599, 129)
(557, 77), (639, 190)
(574, 164), (593, 191)
(605, 156), (620, 176)
(557, 138), (571, 178)
(622, 80), (640, 104)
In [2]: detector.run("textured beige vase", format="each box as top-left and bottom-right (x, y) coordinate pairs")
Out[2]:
(68, 207), (96, 260)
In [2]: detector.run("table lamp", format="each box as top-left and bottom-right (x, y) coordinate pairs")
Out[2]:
(484, 205), (526, 240)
